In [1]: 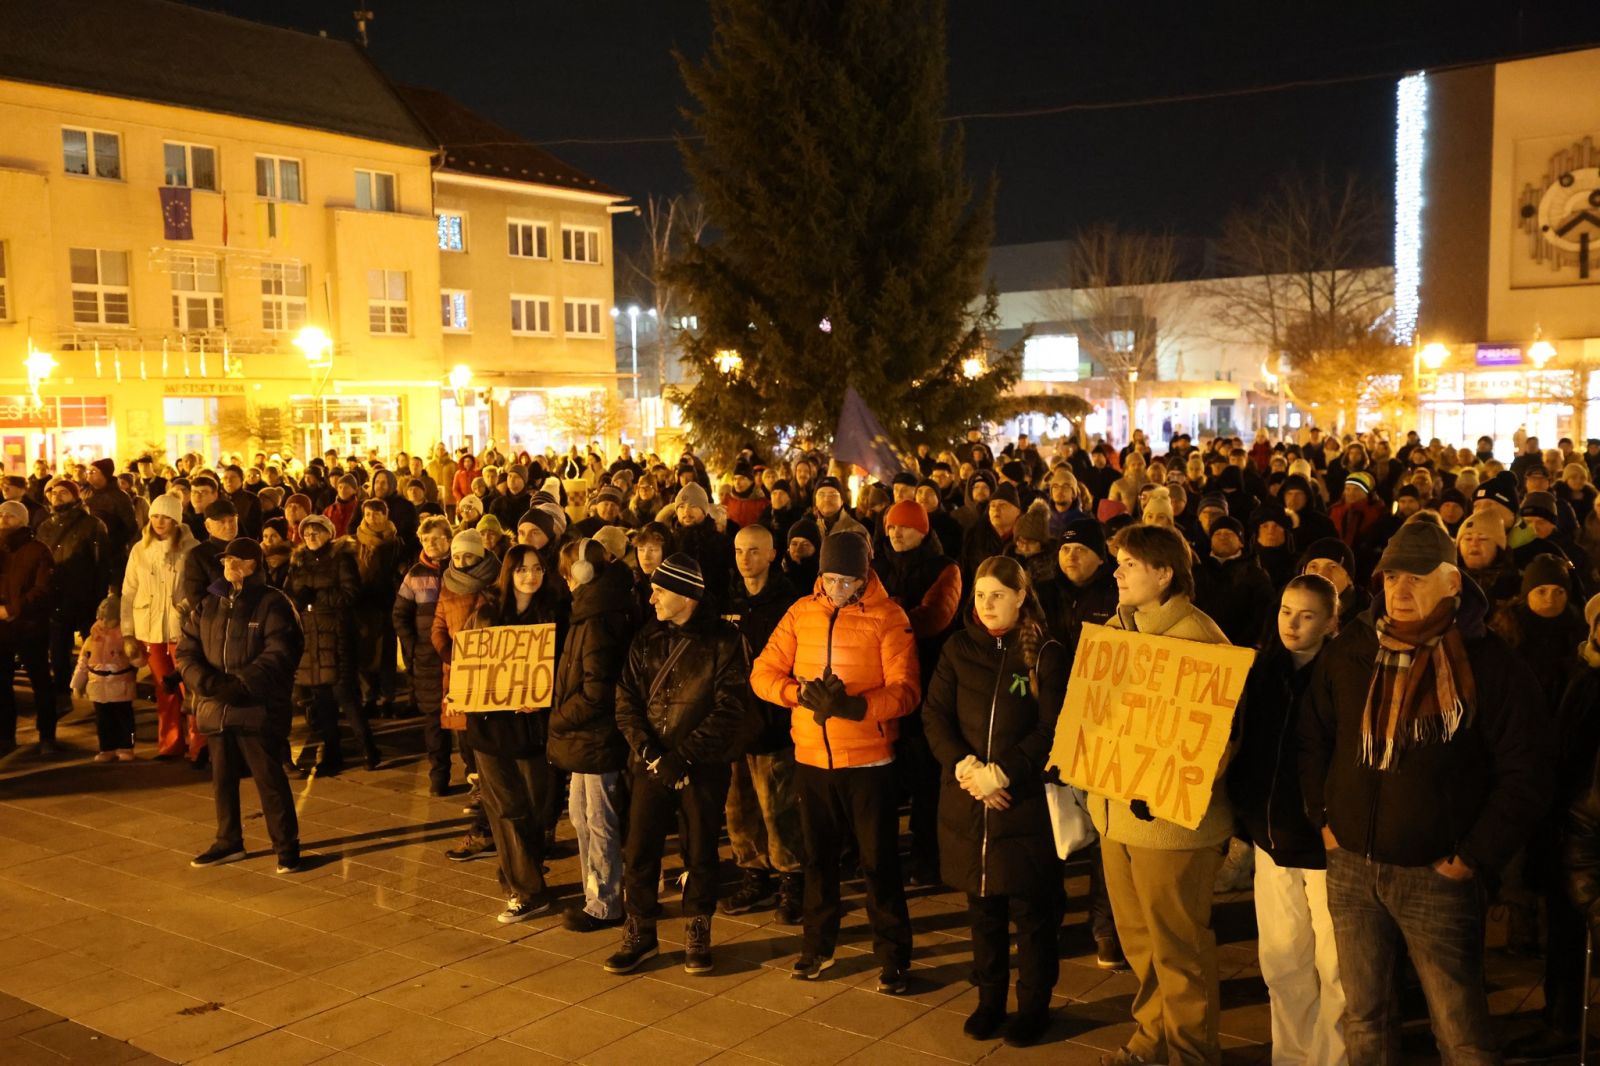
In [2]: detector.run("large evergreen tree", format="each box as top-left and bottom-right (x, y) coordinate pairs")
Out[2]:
(668, 0), (1018, 462)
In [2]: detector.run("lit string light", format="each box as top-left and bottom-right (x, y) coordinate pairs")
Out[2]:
(1393, 72), (1427, 345)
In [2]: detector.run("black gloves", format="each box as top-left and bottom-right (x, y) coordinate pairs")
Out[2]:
(161, 672), (183, 695)
(799, 671), (867, 723)
(1129, 799), (1155, 822)
(650, 751), (690, 788)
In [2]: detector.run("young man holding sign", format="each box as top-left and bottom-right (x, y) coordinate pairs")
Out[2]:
(1067, 524), (1245, 1066)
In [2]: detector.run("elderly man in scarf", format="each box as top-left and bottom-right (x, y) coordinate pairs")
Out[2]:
(1300, 520), (1549, 1065)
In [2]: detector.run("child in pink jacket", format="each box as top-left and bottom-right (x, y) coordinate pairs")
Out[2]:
(73, 594), (143, 762)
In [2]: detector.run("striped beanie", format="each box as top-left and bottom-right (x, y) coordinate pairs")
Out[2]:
(651, 553), (705, 600)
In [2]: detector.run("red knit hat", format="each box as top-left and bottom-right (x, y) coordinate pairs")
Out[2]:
(884, 499), (929, 535)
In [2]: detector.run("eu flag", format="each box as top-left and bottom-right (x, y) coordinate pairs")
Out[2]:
(160, 186), (194, 241)
(833, 385), (906, 483)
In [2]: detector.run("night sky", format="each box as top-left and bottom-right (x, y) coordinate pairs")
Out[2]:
(192, 1), (1600, 255)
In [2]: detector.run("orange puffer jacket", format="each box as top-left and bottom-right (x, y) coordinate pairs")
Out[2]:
(751, 571), (920, 769)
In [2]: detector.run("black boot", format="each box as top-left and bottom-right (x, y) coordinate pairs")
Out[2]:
(603, 916), (659, 974)
(963, 990), (1006, 1040)
(776, 874), (804, 925)
(719, 869), (776, 915)
(684, 915), (713, 975)
(1002, 1007), (1050, 1048)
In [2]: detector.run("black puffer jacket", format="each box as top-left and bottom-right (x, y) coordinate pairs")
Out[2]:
(724, 567), (802, 753)
(549, 561), (638, 773)
(283, 540), (360, 688)
(175, 571), (303, 737)
(37, 502), (110, 616)
(615, 601), (753, 773)
(1195, 552), (1275, 648)
(178, 537), (227, 615)
(1300, 578), (1550, 871)
(1230, 642), (1325, 870)
(924, 619), (1066, 898)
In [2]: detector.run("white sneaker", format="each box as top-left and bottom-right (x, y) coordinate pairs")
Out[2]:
(93, 751), (116, 763)
(498, 896), (552, 924)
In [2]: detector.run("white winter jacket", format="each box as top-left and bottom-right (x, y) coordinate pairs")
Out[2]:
(120, 524), (198, 644)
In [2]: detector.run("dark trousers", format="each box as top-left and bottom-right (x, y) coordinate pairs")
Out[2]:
(1086, 844), (1118, 940)
(894, 729), (940, 875)
(0, 636), (55, 745)
(209, 730), (299, 858)
(293, 683), (373, 767)
(49, 613), (91, 693)
(623, 762), (731, 922)
(94, 700), (135, 751)
(359, 625), (397, 706)
(476, 751), (551, 902)
(795, 762), (914, 969)
(971, 891), (1062, 1013)
(1542, 881), (1587, 1034)
(1326, 848), (1497, 1065)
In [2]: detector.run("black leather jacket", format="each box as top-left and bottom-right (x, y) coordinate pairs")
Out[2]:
(615, 601), (753, 773)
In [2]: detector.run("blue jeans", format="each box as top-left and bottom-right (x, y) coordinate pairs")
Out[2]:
(1325, 848), (1498, 1065)
(569, 771), (624, 920)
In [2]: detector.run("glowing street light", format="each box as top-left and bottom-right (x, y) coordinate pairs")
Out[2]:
(24, 342), (56, 402)
(961, 355), (985, 380)
(1529, 338), (1556, 369)
(715, 349), (743, 376)
(293, 325), (332, 367)
(448, 364), (473, 449)
(1419, 342), (1451, 371)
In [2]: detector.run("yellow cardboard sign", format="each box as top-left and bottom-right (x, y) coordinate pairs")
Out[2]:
(444, 624), (557, 714)
(1046, 623), (1254, 829)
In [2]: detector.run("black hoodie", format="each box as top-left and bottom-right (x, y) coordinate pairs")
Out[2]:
(549, 561), (638, 773)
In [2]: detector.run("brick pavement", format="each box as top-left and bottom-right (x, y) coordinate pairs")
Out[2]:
(0, 698), (1560, 1064)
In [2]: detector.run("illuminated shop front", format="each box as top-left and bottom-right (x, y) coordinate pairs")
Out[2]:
(0, 394), (115, 474)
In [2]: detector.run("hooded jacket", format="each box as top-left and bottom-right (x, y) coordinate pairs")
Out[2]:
(1300, 577), (1550, 871)
(549, 560), (638, 773)
(37, 502), (111, 614)
(924, 619), (1066, 897)
(120, 522), (198, 644)
(284, 539), (360, 688)
(175, 569), (303, 737)
(751, 570), (921, 769)
(614, 601), (753, 771)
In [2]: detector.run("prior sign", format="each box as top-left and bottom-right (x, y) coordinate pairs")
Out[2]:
(1046, 624), (1253, 830)
(445, 624), (558, 714)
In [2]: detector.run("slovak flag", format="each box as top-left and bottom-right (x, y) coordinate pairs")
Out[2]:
(159, 186), (194, 241)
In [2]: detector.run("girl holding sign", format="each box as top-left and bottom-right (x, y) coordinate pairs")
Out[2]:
(924, 555), (1067, 1049)
(1094, 523), (1235, 1066)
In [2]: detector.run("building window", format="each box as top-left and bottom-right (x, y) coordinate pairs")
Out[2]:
(561, 226), (601, 264)
(508, 220), (548, 259)
(255, 155), (302, 202)
(670, 314), (698, 330)
(438, 212), (466, 252)
(511, 295), (551, 336)
(0, 242), (8, 321)
(355, 170), (397, 212)
(62, 128), (121, 179)
(564, 299), (603, 337)
(367, 269), (408, 334)
(261, 261), (307, 333)
(441, 289), (470, 332)
(69, 248), (131, 325)
(164, 142), (218, 191)
(170, 254), (224, 330)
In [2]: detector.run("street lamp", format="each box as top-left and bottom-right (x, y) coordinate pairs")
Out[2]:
(448, 364), (472, 449)
(24, 342), (56, 403)
(961, 355), (985, 380)
(1412, 342), (1450, 438)
(1529, 338), (1556, 369)
(293, 326), (334, 455)
(715, 348), (743, 376)
(610, 305), (656, 404)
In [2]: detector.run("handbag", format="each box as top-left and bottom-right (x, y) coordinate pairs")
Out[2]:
(1046, 782), (1097, 859)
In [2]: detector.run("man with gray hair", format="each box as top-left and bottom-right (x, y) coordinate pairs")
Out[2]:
(1301, 520), (1547, 1064)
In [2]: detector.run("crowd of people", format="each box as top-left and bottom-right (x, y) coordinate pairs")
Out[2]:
(4, 424), (1600, 1063)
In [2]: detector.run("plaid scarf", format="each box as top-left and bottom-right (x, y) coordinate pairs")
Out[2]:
(1360, 597), (1475, 770)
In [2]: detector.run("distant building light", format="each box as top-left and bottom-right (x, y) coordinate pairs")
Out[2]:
(1393, 72), (1428, 344)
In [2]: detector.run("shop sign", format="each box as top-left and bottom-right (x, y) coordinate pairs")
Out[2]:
(167, 382), (246, 396)
(1475, 344), (1524, 367)
(0, 396), (110, 429)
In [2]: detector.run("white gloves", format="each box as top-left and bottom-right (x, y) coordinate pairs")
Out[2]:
(955, 755), (1010, 807)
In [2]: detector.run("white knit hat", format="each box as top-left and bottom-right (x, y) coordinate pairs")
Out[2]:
(149, 493), (183, 523)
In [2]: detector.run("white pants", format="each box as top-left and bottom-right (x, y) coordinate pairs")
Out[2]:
(1254, 849), (1346, 1066)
